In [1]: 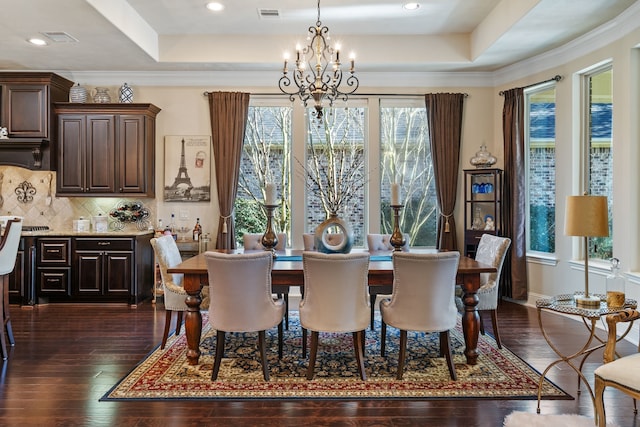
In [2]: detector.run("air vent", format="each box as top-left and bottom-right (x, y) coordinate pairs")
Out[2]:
(41, 32), (78, 43)
(258, 8), (280, 19)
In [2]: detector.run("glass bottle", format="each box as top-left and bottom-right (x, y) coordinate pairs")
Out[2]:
(605, 257), (626, 308)
(192, 218), (202, 241)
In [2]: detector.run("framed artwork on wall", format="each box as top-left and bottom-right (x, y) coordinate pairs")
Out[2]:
(164, 135), (211, 202)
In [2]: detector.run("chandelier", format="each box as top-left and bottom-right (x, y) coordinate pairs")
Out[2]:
(278, 0), (359, 120)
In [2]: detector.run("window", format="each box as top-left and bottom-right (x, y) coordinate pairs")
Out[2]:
(584, 65), (613, 259)
(235, 104), (292, 244)
(379, 100), (436, 246)
(525, 85), (557, 254)
(304, 107), (367, 246)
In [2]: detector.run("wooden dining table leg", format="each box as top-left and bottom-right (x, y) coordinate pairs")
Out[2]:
(459, 272), (481, 365)
(183, 274), (204, 365)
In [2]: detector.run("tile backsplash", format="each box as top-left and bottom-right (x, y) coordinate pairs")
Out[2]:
(0, 166), (156, 232)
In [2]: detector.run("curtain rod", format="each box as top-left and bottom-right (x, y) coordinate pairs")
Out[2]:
(203, 91), (469, 97)
(498, 75), (562, 96)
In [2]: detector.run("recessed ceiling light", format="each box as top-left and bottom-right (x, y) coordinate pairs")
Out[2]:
(27, 38), (47, 46)
(403, 2), (420, 10)
(206, 2), (224, 12)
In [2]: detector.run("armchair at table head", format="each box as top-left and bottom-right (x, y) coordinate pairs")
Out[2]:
(455, 233), (510, 349)
(0, 216), (22, 360)
(150, 235), (190, 349)
(367, 233), (410, 251)
(594, 308), (640, 427)
(300, 252), (370, 380)
(380, 251), (460, 380)
(243, 232), (287, 251)
(302, 232), (343, 251)
(205, 251), (285, 381)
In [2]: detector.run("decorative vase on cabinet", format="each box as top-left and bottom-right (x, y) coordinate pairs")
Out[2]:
(92, 87), (111, 103)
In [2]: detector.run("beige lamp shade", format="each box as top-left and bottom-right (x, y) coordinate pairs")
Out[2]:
(564, 195), (609, 237)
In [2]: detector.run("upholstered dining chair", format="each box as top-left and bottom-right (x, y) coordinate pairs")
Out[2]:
(366, 233), (410, 330)
(243, 232), (290, 328)
(242, 232), (287, 251)
(300, 252), (370, 380)
(302, 232), (344, 251)
(0, 216), (22, 360)
(150, 235), (190, 349)
(594, 308), (640, 427)
(380, 251), (460, 380)
(205, 251), (285, 381)
(455, 234), (511, 349)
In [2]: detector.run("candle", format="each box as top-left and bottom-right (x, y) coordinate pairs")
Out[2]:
(391, 183), (400, 205)
(265, 182), (277, 205)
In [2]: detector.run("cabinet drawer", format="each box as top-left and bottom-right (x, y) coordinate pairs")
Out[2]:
(38, 238), (71, 265)
(75, 238), (134, 251)
(38, 268), (71, 296)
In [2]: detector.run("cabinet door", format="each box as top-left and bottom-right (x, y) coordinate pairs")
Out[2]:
(74, 251), (102, 295)
(57, 115), (87, 193)
(118, 115), (146, 194)
(103, 252), (133, 296)
(86, 115), (116, 193)
(2, 84), (48, 138)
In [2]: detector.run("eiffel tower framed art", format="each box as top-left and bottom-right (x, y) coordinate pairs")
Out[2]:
(163, 135), (211, 202)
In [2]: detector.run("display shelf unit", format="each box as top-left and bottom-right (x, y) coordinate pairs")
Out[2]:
(464, 168), (503, 258)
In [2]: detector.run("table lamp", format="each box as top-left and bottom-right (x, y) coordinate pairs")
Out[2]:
(564, 194), (609, 307)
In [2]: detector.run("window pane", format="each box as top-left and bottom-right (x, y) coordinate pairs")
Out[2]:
(304, 107), (366, 246)
(588, 68), (613, 259)
(380, 105), (436, 246)
(235, 106), (292, 245)
(526, 87), (556, 253)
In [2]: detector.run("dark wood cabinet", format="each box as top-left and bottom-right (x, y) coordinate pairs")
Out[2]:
(0, 72), (73, 170)
(7, 238), (25, 303)
(74, 238), (133, 300)
(54, 103), (160, 197)
(464, 169), (503, 258)
(36, 238), (72, 299)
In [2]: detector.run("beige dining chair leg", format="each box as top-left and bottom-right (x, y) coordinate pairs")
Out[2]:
(258, 330), (269, 381)
(380, 321), (387, 357)
(370, 294), (376, 330)
(161, 310), (173, 349)
(212, 330), (226, 381)
(3, 276), (14, 347)
(306, 331), (320, 380)
(302, 328), (307, 358)
(489, 309), (502, 349)
(175, 311), (183, 336)
(396, 330), (408, 380)
(277, 321), (283, 359)
(440, 330), (457, 380)
(352, 331), (367, 380)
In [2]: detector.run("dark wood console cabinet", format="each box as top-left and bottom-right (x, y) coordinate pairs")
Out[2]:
(11, 233), (153, 306)
(54, 103), (160, 197)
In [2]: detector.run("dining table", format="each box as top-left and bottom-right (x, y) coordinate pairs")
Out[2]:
(167, 248), (497, 366)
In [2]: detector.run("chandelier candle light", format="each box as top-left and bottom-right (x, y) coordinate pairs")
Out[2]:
(279, 0), (359, 120)
(564, 194), (609, 307)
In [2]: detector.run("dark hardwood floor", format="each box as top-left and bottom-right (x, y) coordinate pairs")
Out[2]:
(0, 299), (638, 426)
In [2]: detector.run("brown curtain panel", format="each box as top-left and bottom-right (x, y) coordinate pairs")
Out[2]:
(425, 93), (465, 251)
(207, 91), (250, 249)
(502, 88), (528, 300)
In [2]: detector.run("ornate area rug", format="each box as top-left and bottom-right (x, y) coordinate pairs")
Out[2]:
(102, 314), (571, 401)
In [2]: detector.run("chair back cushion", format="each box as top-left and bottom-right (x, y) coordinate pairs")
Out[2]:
(243, 233), (287, 250)
(381, 251), (460, 332)
(475, 234), (511, 290)
(299, 252), (370, 333)
(150, 235), (184, 289)
(205, 251), (284, 332)
(367, 233), (410, 251)
(0, 217), (23, 275)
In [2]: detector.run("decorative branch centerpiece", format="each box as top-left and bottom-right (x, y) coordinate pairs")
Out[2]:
(299, 118), (366, 253)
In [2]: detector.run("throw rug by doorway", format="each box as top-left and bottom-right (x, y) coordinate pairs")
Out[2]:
(102, 313), (571, 401)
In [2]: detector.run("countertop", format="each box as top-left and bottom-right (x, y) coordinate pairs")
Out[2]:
(20, 229), (155, 237)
